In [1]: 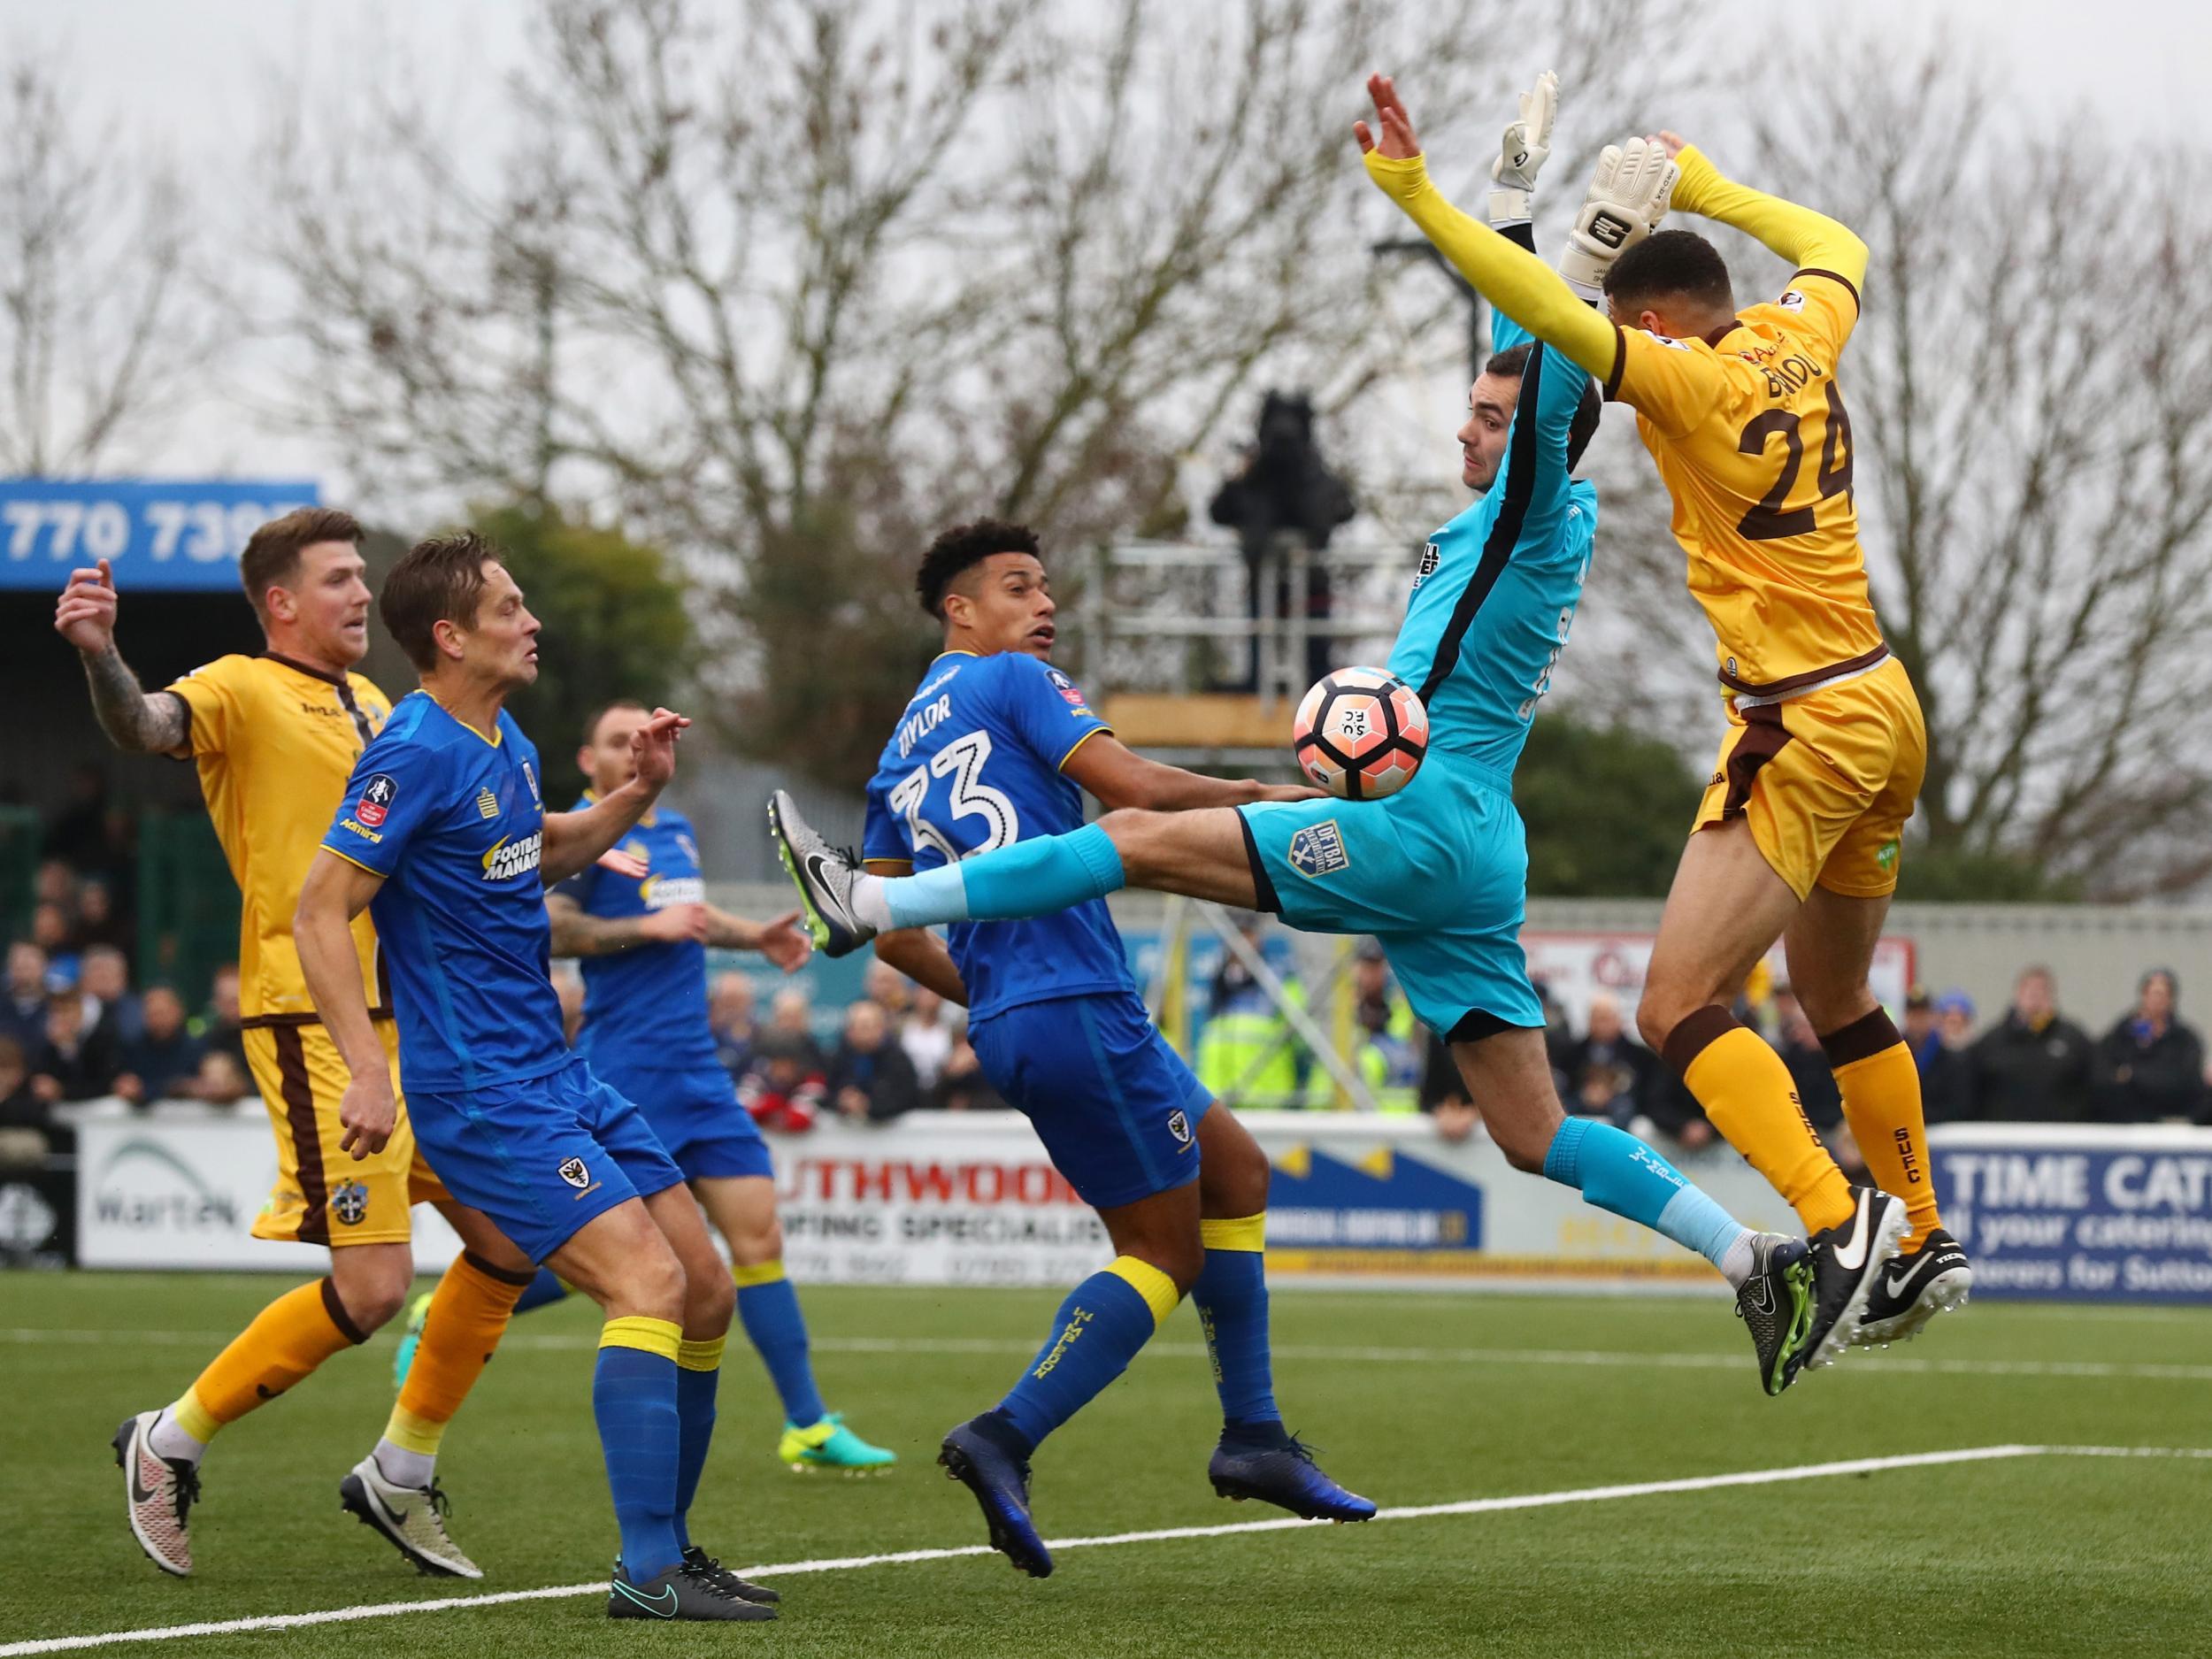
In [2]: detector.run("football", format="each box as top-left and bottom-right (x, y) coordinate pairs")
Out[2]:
(1291, 666), (1430, 800)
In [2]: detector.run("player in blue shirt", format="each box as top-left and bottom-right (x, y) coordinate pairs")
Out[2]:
(772, 518), (1370, 1578)
(535, 700), (894, 1473)
(295, 533), (773, 1622)
(772, 81), (1829, 1399)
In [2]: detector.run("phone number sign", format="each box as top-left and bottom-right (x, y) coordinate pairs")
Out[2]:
(0, 480), (321, 591)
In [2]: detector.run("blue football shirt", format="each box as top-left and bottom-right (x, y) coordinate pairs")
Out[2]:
(322, 691), (566, 1094)
(557, 799), (718, 1078)
(863, 650), (1135, 1021)
(1388, 304), (1597, 777)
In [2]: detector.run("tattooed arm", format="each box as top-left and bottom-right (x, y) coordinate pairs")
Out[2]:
(56, 560), (190, 755)
(544, 891), (707, 957)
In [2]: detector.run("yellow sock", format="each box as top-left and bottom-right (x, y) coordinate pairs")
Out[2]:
(1823, 1010), (1941, 1248)
(388, 1251), (534, 1456)
(1667, 1010), (1855, 1234)
(174, 1278), (362, 1440)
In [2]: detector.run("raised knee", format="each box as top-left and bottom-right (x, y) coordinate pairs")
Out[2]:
(617, 1246), (687, 1325)
(689, 1262), (737, 1330)
(1137, 1240), (1204, 1300)
(337, 1279), (409, 1334)
(730, 1216), (784, 1268)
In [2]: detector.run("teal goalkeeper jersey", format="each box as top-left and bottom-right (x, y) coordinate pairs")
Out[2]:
(1386, 306), (1596, 778)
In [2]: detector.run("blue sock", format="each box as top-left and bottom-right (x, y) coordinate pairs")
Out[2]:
(735, 1265), (826, 1426)
(1543, 1118), (1747, 1273)
(672, 1339), (722, 1553)
(883, 823), (1124, 929)
(1193, 1216), (1279, 1430)
(996, 1256), (1179, 1453)
(513, 1267), (569, 1315)
(593, 1322), (684, 1581)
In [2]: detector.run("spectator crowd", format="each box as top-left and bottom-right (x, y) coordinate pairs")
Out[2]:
(8, 829), (2211, 1157)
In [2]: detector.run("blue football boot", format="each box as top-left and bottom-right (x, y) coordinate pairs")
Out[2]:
(1208, 1426), (1376, 1523)
(938, 1414), (1052, 1578)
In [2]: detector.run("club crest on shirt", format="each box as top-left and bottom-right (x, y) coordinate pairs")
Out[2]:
(557, 1157), (590, 1189)
(331, 1180), (369, 1225)
(1166, 1110), (1193, 1147)
(522, 760), (541, 804)
(354, 773), (397, 828)
(1287, 820), (1350, 879)
(1779, 289), (1807, 312)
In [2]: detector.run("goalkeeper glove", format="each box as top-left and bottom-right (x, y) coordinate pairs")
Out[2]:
(1486, 70), (1557, 227)
(1557, 136), (1679, 303)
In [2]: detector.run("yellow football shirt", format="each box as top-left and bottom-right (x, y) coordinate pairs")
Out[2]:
(1608, 267), (1884, 698)
(165, 654), (394, 1023)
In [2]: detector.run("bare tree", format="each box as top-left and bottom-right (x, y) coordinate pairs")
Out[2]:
(0, 53), (214, 476)
(1746, 38), (2212, 896)
(254, 0), (1694, 780)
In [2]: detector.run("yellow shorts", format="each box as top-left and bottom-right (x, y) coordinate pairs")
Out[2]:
(1693, 654), (1926, 902)
(241, 1018), (449, 1247)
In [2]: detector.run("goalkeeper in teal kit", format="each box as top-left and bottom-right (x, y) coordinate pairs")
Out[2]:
(777, 73), (1839, 1394)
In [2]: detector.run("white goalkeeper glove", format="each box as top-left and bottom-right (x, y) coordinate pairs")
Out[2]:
(1486, 70), (1557, 227)
(1557, 136), (1679, 303)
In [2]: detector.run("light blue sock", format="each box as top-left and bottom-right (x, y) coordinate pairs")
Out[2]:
(1543, 1117), (1747, 1274)
(880, 824), (1125, 930)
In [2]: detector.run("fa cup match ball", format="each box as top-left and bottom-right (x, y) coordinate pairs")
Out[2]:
(1291, 667), (1429, 800)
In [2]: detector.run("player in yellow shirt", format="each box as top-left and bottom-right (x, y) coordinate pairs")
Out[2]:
(1355, 74), (1968, 1363)
(57, 510), (539, 1579)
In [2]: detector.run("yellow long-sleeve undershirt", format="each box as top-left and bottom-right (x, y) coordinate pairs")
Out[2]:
(1667, 147), (1868, 290)
(1362, 150), (1617, 380)
(1362, 143), (1870, 384)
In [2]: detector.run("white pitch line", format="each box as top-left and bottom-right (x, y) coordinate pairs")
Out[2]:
(12, 1326), (2212, 1382)
(12, 1442), (2203, 1657)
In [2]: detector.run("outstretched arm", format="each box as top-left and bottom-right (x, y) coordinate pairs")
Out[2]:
(545, 890), (708, 956)
(1062, 734), (1317, 812)
(56, 560), (190, 754)
(540, 708), (690, 883)
(703, 905), (811, 969)
(1663, 135), (1867, 288)
(1357, 75), (1617, 381)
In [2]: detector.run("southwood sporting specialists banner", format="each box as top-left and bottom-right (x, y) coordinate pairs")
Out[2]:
(73, 1113), (2212, 1303)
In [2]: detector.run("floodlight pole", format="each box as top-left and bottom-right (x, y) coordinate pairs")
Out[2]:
(1371, 237), (1487, 388)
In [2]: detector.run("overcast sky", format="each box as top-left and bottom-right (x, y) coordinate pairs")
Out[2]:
(17, 0), (2200, 150)
(5, 0), (2201, 490)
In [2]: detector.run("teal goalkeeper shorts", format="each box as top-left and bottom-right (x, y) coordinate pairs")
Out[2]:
(1236, 749), (1544, 1041)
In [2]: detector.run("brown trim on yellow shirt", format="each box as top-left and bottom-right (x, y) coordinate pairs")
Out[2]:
(1793, 268), (1862, 316)
(1602, 324), (1627, 403)
(273, 1025), (330, 1246)
(259, 650), (348, 687)
(1717, 642), (1890, 701)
